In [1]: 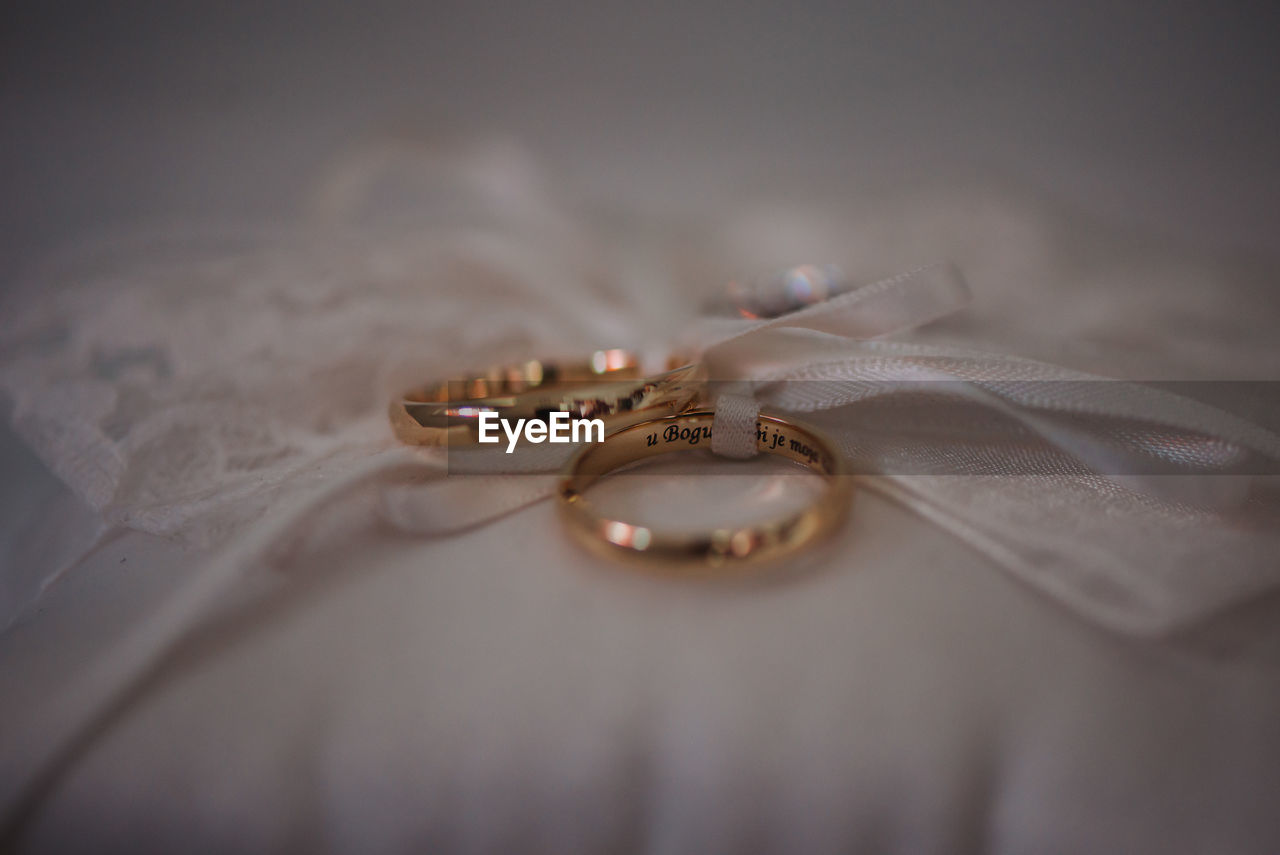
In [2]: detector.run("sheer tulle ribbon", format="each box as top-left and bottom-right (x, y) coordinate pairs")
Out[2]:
(390, 264), (1280, 635)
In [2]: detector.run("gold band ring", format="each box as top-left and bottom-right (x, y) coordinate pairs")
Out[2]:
(558, 409), (851, 567)
(389, 350), (704, 446)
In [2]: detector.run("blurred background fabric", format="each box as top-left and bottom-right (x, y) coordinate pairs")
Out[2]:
(3, 0), (1279, 287)
(3, 2), (1280, 853)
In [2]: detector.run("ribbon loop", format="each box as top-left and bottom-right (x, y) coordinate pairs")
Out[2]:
(710, 393), (761, 459)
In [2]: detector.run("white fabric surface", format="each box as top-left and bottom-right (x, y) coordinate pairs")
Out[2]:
(2, 143), (1280, 853)
(5, 487), (1280, 854)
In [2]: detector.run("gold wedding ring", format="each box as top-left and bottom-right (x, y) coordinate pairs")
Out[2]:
(558, 409), (852, 567)
(389, 349), (704, 446)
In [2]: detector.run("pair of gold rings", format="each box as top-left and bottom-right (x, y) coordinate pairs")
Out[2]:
(389, 349), (851, 568)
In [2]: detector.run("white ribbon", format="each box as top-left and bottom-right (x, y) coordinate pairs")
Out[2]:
(341, 264), (1280, 646)
(683, 268), (1280, 636)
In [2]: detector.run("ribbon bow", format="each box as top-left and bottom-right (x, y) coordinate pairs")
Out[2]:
(384, 264), (1280, 636)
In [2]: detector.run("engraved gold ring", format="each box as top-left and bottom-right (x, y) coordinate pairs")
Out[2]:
(389, 349), (704, 446)
(558, 409), (852, 567)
